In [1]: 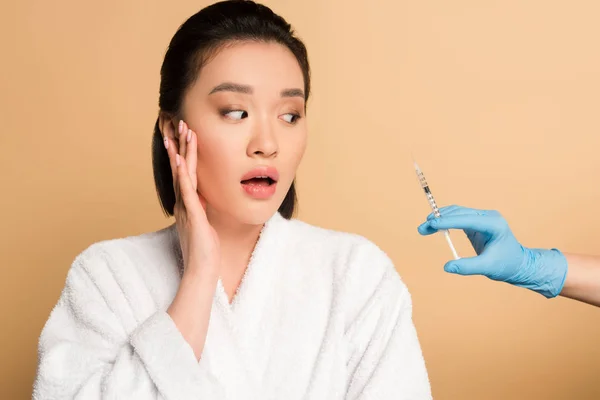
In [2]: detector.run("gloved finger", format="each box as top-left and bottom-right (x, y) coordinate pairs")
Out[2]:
(418, 217), (482, 235)
(427, 205), (490, 221)
(418, 212), (479, 235)
(426, 210), (488, 225)
(418, 220), (439, 235)
(423, 214), (500, 235)
(426, 205), (480, 221)
(426, 205), (461, 221)
(443, 256), (488, 276)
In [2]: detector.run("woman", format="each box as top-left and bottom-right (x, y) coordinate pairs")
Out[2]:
(33, 1), (432, 399)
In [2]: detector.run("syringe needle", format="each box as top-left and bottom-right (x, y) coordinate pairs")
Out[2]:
(413, 161), (460, 260)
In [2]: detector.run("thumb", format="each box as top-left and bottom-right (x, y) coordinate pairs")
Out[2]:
(444, 256), (486, 276)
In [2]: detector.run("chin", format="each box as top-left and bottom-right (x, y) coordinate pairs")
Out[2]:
(231, 180), (292, 226)
(233, 199), (282, 226)
(207, 193), (284, 227)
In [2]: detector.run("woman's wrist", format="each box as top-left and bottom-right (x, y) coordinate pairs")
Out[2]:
(168, 264), (219, 360)
(183, 262), (220, 284)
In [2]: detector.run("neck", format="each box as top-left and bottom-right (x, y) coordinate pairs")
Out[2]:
(205, 207), (264, 273)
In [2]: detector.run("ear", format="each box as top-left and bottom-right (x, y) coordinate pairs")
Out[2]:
(158, 112), (180, 153)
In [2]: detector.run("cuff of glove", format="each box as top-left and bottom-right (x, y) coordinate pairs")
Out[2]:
(519, 248), (568, 299)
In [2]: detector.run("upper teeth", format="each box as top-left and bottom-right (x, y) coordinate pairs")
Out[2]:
(257, 176), (268, 178)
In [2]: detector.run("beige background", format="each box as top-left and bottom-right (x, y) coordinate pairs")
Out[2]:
(2, 0), (599, 398)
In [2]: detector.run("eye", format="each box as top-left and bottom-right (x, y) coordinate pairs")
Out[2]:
(221, 109), (248, 120)
(280, 113), (301, 124)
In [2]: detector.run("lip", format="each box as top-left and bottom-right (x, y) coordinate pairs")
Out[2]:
(240, 165), (279, 200)
(240, 166), (280, 182)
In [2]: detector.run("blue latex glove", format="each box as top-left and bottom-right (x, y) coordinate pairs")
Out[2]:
(417, 205), (568, 298)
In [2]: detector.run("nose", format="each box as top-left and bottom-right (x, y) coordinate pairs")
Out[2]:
(247, 117), (278, 159)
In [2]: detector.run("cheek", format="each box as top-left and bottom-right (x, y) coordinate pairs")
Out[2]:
(275, 132), (306, 192)
(195, 137), (239, 187)
(284, 132), (307, 168)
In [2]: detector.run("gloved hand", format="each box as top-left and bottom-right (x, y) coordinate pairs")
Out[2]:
(417, 205), (568, 298)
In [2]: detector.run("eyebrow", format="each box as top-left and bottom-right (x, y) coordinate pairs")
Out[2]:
(280, 88), (305, 99)
(209, 82), (252, 95)
(209, 82), (305, 99)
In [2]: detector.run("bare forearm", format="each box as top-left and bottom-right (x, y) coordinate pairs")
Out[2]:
(559, 253), (600, 307)
(167, 268), (218, 360)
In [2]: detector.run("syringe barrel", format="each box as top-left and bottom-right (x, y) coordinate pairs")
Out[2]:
(425, 192), (441, 217)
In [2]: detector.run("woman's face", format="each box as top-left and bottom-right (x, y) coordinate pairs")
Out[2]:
(181, 41), (307, 225)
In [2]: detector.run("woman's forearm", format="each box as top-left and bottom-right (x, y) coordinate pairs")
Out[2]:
(559, 253), (600, 307)
(167, 268), (219, 360)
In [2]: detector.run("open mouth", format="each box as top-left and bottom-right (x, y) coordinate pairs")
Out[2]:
(240, 166), (279, 199)
(240, 176), (276, 186)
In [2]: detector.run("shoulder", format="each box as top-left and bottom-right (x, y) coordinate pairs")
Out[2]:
(282, 215), (379, 249)
(65, 224), (180, 290)
(282, 216), (402, 286)
(281, 215), (412, 320)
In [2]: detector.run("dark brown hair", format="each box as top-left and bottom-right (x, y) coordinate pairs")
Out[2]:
(152, 0), (310, 219)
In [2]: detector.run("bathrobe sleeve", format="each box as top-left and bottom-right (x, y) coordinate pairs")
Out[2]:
(343, 240), (433, 400)
(32, 247), (227, 400)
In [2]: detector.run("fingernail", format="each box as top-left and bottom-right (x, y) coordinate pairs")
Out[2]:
(164, 137), (169, 149)
(176, 154), (180, 166)
(445, 264), (457, 273)
(178, 120), (183, 134)
(187, 129), (192, 143)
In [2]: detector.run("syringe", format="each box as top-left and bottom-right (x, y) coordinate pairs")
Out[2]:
(413, 161), (460, 260)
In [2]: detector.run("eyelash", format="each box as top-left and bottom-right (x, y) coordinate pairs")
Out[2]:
(220, 109), (248, 120)
(219, 109), (302, 125)
(282, 113), (301, 124)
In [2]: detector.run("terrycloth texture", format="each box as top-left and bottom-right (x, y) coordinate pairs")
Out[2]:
(33, 212), (432, 399)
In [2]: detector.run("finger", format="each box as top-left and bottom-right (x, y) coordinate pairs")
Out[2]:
(163, 136), (182, 212)
(186, 129), (198, 191)
(425, 205), (462, 221)
(176, 154), (205, 219)
(163, 134), (179, 186)
(430, 205), (461, 219)
(443, 256), (487, 276)
(178, 120), (188, 171)
(421, 214), (500, 235)
(427, 205), (483, 221)
(419, 207), (467, 234)
(442, 206), (489, 218)
(425, 211), (490, 229)
(417, 220), (441, 235)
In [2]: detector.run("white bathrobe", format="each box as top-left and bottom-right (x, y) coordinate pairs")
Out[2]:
(33, 212), (432, 399)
